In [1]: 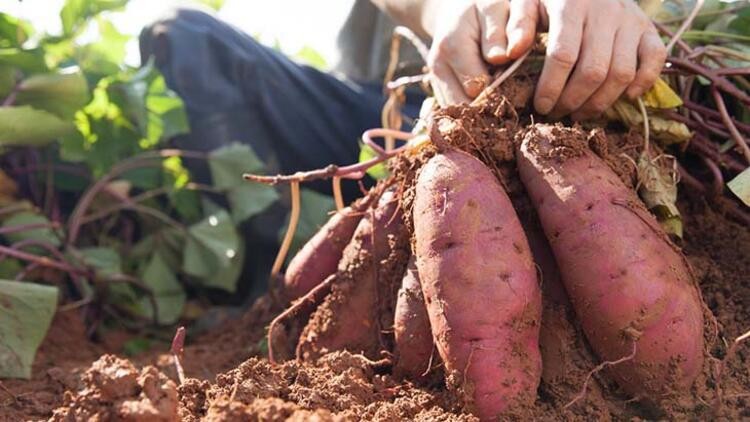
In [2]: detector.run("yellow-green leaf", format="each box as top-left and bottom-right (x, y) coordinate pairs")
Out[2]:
(728, 167), (750, 207)
(605, 100), (692, 145)
(641, 78), (683, 109)
(637, 153), (683, 238)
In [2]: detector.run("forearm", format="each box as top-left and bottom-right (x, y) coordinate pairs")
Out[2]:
(370, 0), (440, 38)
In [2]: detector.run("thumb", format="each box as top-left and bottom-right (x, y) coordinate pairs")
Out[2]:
(506, 0), (539, 58)
(478, 0), (511, 65)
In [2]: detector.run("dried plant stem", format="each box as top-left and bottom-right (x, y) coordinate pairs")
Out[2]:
(245, 129), (415, 185)
(171, 326), (186, 385)
(666, 0), (704, 54)
(0, 244), (85, 276)
(271, 182), (301, 279)
(332, 176), (344, 211)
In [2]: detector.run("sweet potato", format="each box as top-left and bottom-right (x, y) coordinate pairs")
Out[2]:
(297, 189), (408, 360)
(517, 124), (704, 398)
(413, 150), (542, 419)
(284, 194), (374, 300)
(393, 257), (434, 380)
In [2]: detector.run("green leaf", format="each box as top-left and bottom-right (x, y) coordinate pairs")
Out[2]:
(138, 252), (185, 325)
(0, 279), (58, 379)
(146, 93), (188, 141)
(728, 167), (750, 207)
(16, 70), (90, 120)
(182, 209), (240, 280)
(227, 183), (279, 224)
(0, 106), (75, 147)
(0, 259), (22, 279)
(0, 65), (15, 98)
(358, 142), (389, 180)
(0, 13), (32, 48)
(77, 247), (121, 278)
(74, 19), (129, 80)
(60, 0), (128, 36)
(0, 47), (47, 73)
(195, 0), (226, 11)
(729, 6), (750, 36)
(122, 337), (153, 356)
(278, 188), (334, 259)
(1, 212), (61, 248)
(295, 45), (327, 70)
(170, 188), (203, 224)
(208, 143), (266, 189)
(193, 238), (245, 293)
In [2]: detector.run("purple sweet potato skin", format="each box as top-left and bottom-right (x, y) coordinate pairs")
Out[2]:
(393, 257), (433, 380)
(517, 124), (704, 398)
(413, 150), (542, 419)
(297, 190), (406, 360)
(284, 204), (366, 300)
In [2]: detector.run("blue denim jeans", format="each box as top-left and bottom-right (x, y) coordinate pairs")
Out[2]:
(140, 7), (424, 200)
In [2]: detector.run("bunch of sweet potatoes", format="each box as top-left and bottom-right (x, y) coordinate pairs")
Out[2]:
(274, 122), (707, 420)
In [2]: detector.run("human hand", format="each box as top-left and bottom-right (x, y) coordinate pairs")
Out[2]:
(426, 0), (666, 120)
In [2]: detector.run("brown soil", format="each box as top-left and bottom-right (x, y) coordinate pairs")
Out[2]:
(3, 81), (749, 421)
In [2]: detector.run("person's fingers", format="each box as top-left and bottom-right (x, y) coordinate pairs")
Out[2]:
(549, 12), (616, 118)
(572, 26), (639, 120)
(478, 0), (510, 65)
(506, 0), (539, 58)
(533, 1), (584, 115)
(430, 59), (472, 104)
(433, 36), (490, 99)
(626, 30), (667, 99)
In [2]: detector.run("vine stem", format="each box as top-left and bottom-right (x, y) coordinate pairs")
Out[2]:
(244, 129), (416, 185)
(0, 244), (86, 276)
(171, 326), (186, 385)
(660, 2), (750, 24)
(267, 274), (338, 365)
(666, 0), (704, 54)
(332, 177), (344, 211)
(637, 97), (650, 153)
(393, 26), (429, 62)
(271, 181), (300, 279)
(1, 80), (21, 106)
(668, 57), (750, 105)
(66, 149), (207, 246)
(0, 222), (60, 236)
(711, 88), (750, 163)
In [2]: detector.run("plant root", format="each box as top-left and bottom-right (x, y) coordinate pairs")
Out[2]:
(564, 341), (638, 410)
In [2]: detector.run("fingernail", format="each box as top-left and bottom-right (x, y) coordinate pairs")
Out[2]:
(487, 45), (506, 60)
(536, 97), (554, 115)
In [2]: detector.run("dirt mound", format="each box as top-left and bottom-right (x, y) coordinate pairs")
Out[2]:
(177, 351), (472, 421)
(50, 355), (179, 421)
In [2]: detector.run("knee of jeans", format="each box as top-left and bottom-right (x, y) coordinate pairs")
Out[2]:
(139, 7), (220, 67)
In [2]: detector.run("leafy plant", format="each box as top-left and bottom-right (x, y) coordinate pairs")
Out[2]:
(0, 0), (332, 378)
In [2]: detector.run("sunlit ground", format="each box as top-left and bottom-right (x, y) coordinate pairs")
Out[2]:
(3, 0), (353, 67)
